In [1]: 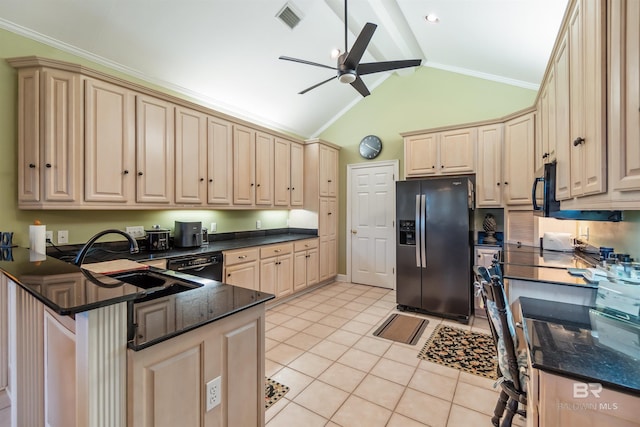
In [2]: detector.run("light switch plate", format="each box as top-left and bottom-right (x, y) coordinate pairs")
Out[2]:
(57, 230), (69, 244)
(210, 222), (217, 233)
(256, 220), (262, 229)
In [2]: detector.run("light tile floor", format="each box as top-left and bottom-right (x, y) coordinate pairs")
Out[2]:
(265, 281), (524, 427)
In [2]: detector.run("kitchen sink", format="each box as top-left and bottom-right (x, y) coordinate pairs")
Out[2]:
(108, 270), (203, 296)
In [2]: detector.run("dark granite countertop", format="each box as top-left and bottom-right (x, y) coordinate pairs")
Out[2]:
(520, 297), (640, 396)
(502, 244), (597, 288)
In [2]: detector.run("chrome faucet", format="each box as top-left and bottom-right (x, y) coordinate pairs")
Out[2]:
(74, 229), (139, 266)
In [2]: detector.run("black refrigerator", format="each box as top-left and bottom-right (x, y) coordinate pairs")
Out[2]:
(396, 176), (474, 323)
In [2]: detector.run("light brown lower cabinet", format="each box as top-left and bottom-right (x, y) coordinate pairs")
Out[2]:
(293, 239), (319, 292)
(259, 243), (293, 298)
(127, 303), (266, 427)
(527, 367), (640, 427)
(223, 247), (260, 290)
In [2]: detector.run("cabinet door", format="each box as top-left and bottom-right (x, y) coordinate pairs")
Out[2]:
(41, 68), (82, 204)
(207, 116), (233, 205)
(84, 78), (136, 203)
(319, 237), (337, 282)
(610, 0), (640, 191)
(504, 113), (535, 205)
(476, 124), (503, 207)
(569, 0), (606, 197)
(475, 247), (500, 268)
(439, 128), (475, 174)
(319, 144), (338, 197)
(536, 70), (556, 174)
(293, 251), (307, 291)
(17, 68), (40, 203)
(276, 253), (293, 298)
(259, 258), (276, 295)
(175, 106), (206, 205)
(554, 31), (572, 201)
(134, 298), (176, 344)
(306, 248), (319, 286)
(233, 125), (256, 205)
(319, 197), (337, 239)
(255, 131), (274, 205)
(225, 261), (259, 290)
(273, 138), (291, 206)
(290, 142), (304, 206)
(135, 94), (174, 204)
(404, 134), (438, 177)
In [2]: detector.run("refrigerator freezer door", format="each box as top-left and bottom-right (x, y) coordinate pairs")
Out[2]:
(396, 180), (423, 309)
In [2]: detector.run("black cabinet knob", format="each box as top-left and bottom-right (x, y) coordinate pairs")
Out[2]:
(138, 171), (143, 176)
(200, 178), (204, 182)
(542, 152), (549, 159)
(496, 182), (501, 186)
(209, 179), (213, 182)
(573, 137), (585, 146)
(29, 163), (36, 168)
(504, 182), (509, 185)
(45, 163), (52, 168)
(123, 170), (129, 175)
(256, 183), (260, 187)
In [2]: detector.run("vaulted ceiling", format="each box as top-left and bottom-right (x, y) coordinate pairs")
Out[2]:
(0, 0), (568, 137)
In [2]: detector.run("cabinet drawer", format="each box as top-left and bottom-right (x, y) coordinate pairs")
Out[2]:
(260, 243), (293, 258)
(294, 239), (319, 252)
(224, 247), (259, 266)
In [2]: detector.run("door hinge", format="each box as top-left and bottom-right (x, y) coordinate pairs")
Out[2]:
(392, 267), (395, 274)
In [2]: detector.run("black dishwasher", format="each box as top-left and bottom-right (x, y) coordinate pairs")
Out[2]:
(166, 252), (223, 282)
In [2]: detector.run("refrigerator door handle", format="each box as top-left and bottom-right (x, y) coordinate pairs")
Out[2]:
(415, 194), (421, 267)
(420, 194), (427, 268)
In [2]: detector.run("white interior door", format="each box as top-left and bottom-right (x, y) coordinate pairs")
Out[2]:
(349, 162), (396, 289)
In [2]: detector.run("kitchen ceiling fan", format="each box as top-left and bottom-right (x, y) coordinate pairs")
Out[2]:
(279, 0), (422, 97)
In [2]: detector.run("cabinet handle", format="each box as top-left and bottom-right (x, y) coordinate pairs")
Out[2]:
(496, 182), (500, 186)
(328, 212), (332, 215)
(209, 179), (213, 182)
(256, 183), (261, 187)
(227, 273), (231, 277)
(238, 255), (247, 259)
(306, 255), (310, 258)
(328, 179), (332, 183)
(504, 182), (509, 185)
(29, 163), (36, 168)
(138, 171), (144, 176)
(542, 152), (549, 159)
(441, 165), (444, 168)
(431, 165), (435, 169)
(123, 170), (129, 175)
(250, 183), (254, 186)
(200, 178), (204, 182)
(45, 163), (52, 168)
(291, 187), (295, 191)
(287, 187), (290, 190)
(573, 137), (585, 146)
(274, 249), (281, 253)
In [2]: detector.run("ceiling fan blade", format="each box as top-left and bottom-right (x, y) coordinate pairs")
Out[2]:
(350, 76), (370, 97)
(343, 23), (377, 69)
(279, 56), (337, 71)
(299, 75), (338, 94)
(358, 59), (422, 76)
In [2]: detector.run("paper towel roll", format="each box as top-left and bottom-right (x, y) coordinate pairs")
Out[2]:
(29, 225), (46, 255)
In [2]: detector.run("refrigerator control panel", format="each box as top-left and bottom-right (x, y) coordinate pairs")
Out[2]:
(399, 220), (416, 245)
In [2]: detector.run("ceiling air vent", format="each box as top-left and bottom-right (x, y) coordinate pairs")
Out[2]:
(277, 3), (302, 29)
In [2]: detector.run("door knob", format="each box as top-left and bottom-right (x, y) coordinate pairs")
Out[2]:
(351, 230), (357, 234)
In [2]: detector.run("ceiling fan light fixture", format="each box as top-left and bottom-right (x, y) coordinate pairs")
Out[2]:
(330, 48), (342, 59)
(338, 70), (357, 84)
(425, 14), (440, 23)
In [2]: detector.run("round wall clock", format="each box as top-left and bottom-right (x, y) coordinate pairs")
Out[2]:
(359, 135), (382, 159)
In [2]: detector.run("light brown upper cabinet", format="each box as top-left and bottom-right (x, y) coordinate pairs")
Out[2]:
(273, 138), (304, 207)
(84, 78), (136, 205)
(255, 131), (274, 206)
(476, 124), (504, 207)
(232, 124), (256, 206)
(554, 32), (572, 201)
(609, 0), (640, 192)
(289, 142), (304, 206)
(175, 106), (207, 205)
(535, 67), (556, 176)
(207, 116), (234, 205)
(319, 144), (338, 197)
(503, 112), (535, 205)
(16, 67), (83, 208)
(135, 94), (175, 204)
(403, 128), (475, 178)
(568, 0), (606, 197)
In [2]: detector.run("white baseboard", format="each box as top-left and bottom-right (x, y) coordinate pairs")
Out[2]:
(336, 274), (348, 282)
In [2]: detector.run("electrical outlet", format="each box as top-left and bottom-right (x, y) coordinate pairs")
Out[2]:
(256, 220), (262, 229)
(57, 230), (69, 244)
(206, 376), (221, 411)
(210, 222), (217, 233)
(45, 230), (53, 242)
(126, 226), (145, 238)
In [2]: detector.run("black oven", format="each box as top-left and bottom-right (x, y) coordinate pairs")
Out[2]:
(166, 252), (223, 282)
(532, 161), (622, 221)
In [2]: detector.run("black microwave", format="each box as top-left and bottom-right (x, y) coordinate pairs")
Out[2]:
(532, 161), (622, 221)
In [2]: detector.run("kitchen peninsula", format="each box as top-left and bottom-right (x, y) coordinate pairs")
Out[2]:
(0, 247), (274, 427)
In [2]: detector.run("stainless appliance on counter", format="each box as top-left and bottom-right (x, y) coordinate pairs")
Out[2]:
(145, 226), (170, 251)
(174, 221), (203, 248)
(396, 176), (474, 323)
(166, 252), (223, 282)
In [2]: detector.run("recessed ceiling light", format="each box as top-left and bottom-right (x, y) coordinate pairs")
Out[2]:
(425, 14), (440, 23)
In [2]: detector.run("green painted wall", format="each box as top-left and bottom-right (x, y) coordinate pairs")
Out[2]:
(0, 29), (289, 247)
(319, 67), (538, 274)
